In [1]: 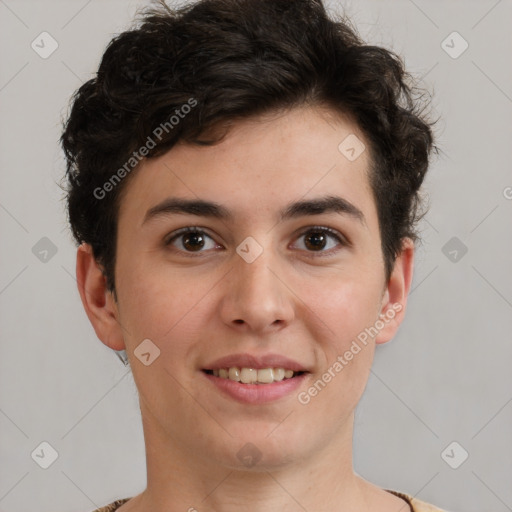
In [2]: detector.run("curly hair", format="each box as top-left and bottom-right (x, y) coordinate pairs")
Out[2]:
(61, 0), (436, 295)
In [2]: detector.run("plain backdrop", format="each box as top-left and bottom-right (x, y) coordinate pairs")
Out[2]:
(0, 1), (511, 511)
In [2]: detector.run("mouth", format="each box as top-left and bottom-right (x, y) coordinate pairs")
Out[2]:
(201, 353), (311, 403)
(202, 367), (308, 385)
(201, 365), (310, 404)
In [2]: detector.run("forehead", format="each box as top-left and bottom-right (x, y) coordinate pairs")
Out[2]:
(117, 106), (377, 227)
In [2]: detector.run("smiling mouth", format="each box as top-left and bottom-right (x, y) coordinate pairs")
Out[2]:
(202, 368), (308, 385)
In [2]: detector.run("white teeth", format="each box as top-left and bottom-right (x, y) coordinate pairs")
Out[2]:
(228, 367), (241, 381)
(257, 368), (274, 383)
(273, 368), (285, 381)
(210, 367), (300, 384)
(240, 367), (258, 384)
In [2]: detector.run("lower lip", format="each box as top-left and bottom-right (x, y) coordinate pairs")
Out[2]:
(202, 371), (308, 404)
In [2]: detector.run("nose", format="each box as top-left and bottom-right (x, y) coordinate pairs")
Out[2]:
(219, 248), (295, 334)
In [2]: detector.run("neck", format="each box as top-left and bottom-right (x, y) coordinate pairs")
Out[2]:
(134, 402), (371, 512)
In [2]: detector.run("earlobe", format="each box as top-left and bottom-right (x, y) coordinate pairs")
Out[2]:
(374, 238), (415, 345)
(75, 243), (125, 351)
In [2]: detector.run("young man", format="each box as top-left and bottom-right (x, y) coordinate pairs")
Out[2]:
(62, 0), (444, 510)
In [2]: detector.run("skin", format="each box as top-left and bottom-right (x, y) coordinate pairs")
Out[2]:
(77, 105), (414, 512)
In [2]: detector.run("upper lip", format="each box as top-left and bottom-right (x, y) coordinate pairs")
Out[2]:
(203, 353), (309, 372)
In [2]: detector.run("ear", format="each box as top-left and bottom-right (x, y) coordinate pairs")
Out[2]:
(374, 237), (415, 345)
(75, 243), (125, 351)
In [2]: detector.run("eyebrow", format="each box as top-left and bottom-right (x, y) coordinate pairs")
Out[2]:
(142, 195), (366, 226)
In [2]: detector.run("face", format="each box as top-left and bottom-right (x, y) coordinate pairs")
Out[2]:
(79, 105), (413, 471)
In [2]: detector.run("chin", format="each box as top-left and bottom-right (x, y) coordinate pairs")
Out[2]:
(211, 427), (310, 471)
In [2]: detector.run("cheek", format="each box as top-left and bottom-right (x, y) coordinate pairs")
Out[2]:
(116, 258), (220, 352)
(116, 265), (211, 410)
(298, 268), (381, 404)
(298, 279), (379, 421)
(303, 271), (382, 345)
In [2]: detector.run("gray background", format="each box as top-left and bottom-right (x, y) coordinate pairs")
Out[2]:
(0, 0), (511, 511)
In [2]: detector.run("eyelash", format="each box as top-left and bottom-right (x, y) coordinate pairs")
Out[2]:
(164, 226), (348, 257)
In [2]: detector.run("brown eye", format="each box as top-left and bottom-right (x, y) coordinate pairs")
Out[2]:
(166, 228), (219, 253)
(293, 227), (346, 254)
(182, 231), (206, 251)
(304, 231), (328, 251)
